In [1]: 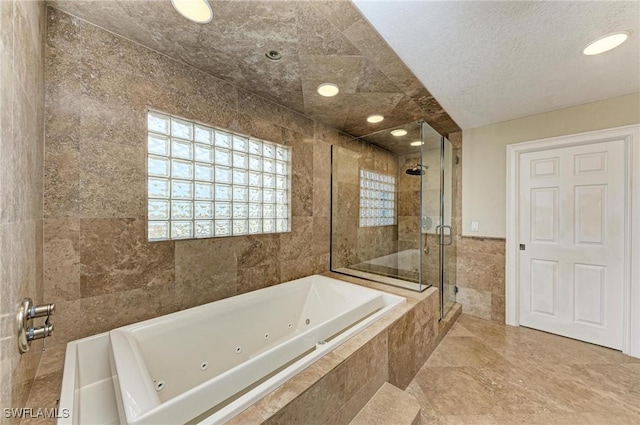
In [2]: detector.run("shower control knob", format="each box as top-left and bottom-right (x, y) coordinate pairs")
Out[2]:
(28, 303), (55, 319)
(27, 323), (54, 341)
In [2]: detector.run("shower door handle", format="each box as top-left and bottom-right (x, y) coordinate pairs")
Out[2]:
(435, 225), (453, 246)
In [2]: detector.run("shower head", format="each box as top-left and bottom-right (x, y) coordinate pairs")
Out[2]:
(405, 164), (428, 175)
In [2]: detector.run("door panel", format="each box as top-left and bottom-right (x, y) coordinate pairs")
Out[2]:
(519, 139), (625, 349)
(573, 263), (606, 326)
(530, 259), (558, 317)
(530, 187), (558, 242)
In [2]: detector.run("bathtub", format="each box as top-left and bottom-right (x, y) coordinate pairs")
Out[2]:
(57, 275), (405, 425)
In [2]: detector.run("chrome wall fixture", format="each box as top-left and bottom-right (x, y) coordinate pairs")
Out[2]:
(17, 298), (55, 354)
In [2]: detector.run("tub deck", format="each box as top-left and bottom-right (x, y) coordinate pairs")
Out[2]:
(58, 274), (407, 425)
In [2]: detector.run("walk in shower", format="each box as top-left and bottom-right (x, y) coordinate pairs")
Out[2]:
(330, 121), (458, 318)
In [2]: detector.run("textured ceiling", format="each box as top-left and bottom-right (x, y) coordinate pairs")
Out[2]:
(354, 0), (640, 129)
(47, 0), (460, 147)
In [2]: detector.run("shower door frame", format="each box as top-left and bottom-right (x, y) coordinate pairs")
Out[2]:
(420, 121), (457, 320)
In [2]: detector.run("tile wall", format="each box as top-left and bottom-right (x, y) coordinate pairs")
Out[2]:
(0, 0), (46, 421)
(331, 144), (398, 269)
(40, 7), (393, 383)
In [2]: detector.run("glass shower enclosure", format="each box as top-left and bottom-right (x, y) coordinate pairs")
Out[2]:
(330, 120), (458, 319)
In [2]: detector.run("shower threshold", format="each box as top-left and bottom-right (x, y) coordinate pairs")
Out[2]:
(334, 268), (429, 293)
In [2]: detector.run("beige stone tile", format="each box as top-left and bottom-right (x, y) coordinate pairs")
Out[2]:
(34, 345), (65, 378)
(413, 366), (511, 416)
(279, 253), (323, 282)
(11, 344), (42, 413)
(23, 371), (61, 411)
(174, 237), (239, 281)
(231, 112), (284, 145)
(388, 309), (417, 389)
(43, 146), (79, 219)
(281, 110), (314, 138)
(412, 315), (640, 425)
(291, 172), (314, 217)
(79, 218), (174, 297)
(425, 337), (507, 368)
(278, 217), (312, 261)
(312, 137), (331, 180)
(457, 237), (506, 257)
(348, 382), (420, 425)
(432, 414), (604, 425)
(456, 252), (504, 293)
(79, 139), (145, 218)
(312, 215), (330, 256)
(498, 330), (638, 368)
(237, 233), (281, 268)
(43, 219), (80, 303)
(324, 375), (385, 425)
(237, 263), (280, 293)
(447, 322), (475, 338)
(566, 363), (640, 414)
(77, 286), (170, 339)
(43, 299), (81, 348)
(263, 330), (388, 425)
(13, 0), (42, 114)
(491, 294), (505, 324)
(78, 94), (145, 149)
(457, 287), (492, 320)
(225, 405), (269, 425)
(237, 90), (284, 128)
(174, 270), (238, 308)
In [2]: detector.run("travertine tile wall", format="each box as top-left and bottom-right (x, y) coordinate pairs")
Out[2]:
(397, 154), (421, 253)
(331, 145), (398, 269)
(0, 0), (46, 420)
(397, 144), (458, 293)
(41, 7), (369, 369)
(451, 131), (506, 323)
(456, 236), (506, 322)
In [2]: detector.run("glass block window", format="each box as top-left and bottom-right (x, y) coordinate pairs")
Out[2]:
(359, 169), (396, 227)
(147, 110), (291, 241)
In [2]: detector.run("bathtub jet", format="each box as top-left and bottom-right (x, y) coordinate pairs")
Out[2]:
(405, 164), (428, 175)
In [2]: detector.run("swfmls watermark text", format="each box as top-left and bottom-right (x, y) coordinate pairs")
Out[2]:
(3, 408), (70, 419)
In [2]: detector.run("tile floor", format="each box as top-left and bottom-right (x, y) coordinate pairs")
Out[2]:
(406, 314), (640, 425)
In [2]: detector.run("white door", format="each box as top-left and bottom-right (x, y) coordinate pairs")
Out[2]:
(518, 139), (626, 349)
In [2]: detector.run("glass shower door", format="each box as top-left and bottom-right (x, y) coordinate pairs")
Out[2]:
(440, 136), (457, 318)
(420, 122), (458, 319)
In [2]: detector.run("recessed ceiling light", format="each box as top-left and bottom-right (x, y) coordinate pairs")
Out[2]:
(367, 115), (384, 123)
(317, 83), (339, 97)
(171, 0), (213, 23)
(583, 31), (630, 55)
(391, 129), (407, 137)
(410, 141), (423, 146)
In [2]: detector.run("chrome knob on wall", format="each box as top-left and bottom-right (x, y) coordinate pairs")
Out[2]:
(16, 298), (55, 354)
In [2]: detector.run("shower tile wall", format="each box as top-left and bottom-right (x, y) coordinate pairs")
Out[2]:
(397, 155), (421, 252)
(332, 145), (398, 269)
(41, 7), (360, 377)
(397, 150), (441, 288)
(0, 0), (46, 417)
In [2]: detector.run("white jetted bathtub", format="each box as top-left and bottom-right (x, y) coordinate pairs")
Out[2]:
(57, 275), (405, 425)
